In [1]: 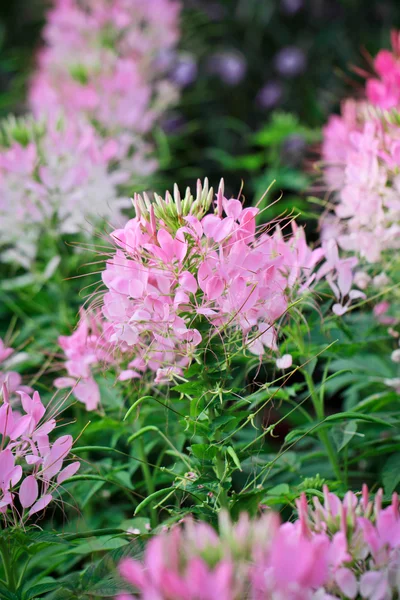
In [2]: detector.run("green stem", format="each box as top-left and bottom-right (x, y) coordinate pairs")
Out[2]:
(215, 448), (229, 509)
(137, 437), (157, 528)
(0, 540), (17, 592)
(303, 371), (342, 483)
(208, 406), (229, 509)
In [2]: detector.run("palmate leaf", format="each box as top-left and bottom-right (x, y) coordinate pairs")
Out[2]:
(24, 580), (60, 600)
(44, 592), (74, 600)
(331, 420), (359, 452)
(67, 535), (129, 556)
(44, 542), (144, 600)
(285, 411), (394, 445)
(230, 489), (264, 518)
(0, 527), (67, 556)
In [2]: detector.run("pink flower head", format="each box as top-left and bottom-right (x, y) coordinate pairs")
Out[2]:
(116, 490), (400, 599)
(54, 309), (116, 410)
(366, 31), (400, 110)
(29, 0), (181, 151)
(295, 485), (400, 599)
(0, 383), (80, 525)
(0, 117), (130, 267)
(57, 178), (356, 403)
(321, 31), (400, 320)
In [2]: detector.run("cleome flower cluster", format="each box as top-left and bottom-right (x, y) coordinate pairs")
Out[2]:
(55, 178), (362, 410)
(0, 117), (130, 267)
(29, 0), (180, 145)
(321, 31), (400, 277)
(0, 0), (182, 269)
(116, 485), (400, 600)
(0, 383), (79, 524)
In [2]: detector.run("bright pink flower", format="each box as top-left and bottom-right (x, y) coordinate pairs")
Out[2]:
(57, 179), (354, 401)
(0, 383), (80, 525)
(54, 309), (115, 410)
(296, 485), (400, 599)
(321, 32), (400, 319)
(116, 488), (400, 599)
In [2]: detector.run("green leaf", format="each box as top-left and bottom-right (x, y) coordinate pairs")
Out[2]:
(382, 453), (400, 495)
(331, 421), (359, 452)
(231, 490), (263, 519)
(325, 412), (393, 427)
(266, 483), (290, 496)
(84, 578), (122, 597)
(69, 535), (128, 555)
(285, 411), (392, 445)
(190, 444), (216, 460)
(226, 446), (242, 471)
(25, 580), (60, 598)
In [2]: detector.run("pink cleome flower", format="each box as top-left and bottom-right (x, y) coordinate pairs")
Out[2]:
(56, 179), (360, 409)
(0, 117), (130, 267)
(366, 31), (400, 111)
(321, 31), (400, 269)
(116, 486), (400, 600)
(0, 383), (79, 524)
(29, 0), (181, 144)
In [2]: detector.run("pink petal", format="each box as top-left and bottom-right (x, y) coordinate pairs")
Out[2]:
(54, 377), (76, 389)
(335, 567), (358, 599)
(19, 475), (39, 508)
(332, 303), (348, 316)
(119, 558), (146, 588)
(179, 271), (197, 294)
(43, 435), (73, 478)
(276, 354), (293, 369)
(57, 461), (80, 484)
(206, 276), (224, 300)
(118, 369), (142, 381)
(28, 494), (52, 516)
(9, 465), (22, 488)
(9, 414), (32, 440)
(74, 379), (100, 411)
(223, 199), (242, 220)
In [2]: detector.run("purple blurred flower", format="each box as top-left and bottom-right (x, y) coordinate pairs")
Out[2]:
(206, 51), (247, 86)
(256, 81), (283, 109)
(160, 111), (186, 134)
(202, 1), (227, 20)
(185, 0), (226, 20)
(281, 134), (307, 166)
(280, 0), (303, 15)
(154, 48), (177, 72)
(171, 55), (198, 87)
(274, 46), (307, 77)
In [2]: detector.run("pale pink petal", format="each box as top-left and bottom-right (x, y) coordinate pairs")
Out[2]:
(276, 354), (293, 369)
(28, 494), (52, 516)
(57, 461), (80, 484)
(335, 567), (358, 599)
(19, 475), (39, 508)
